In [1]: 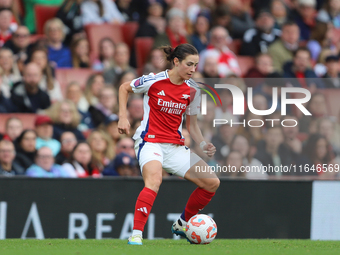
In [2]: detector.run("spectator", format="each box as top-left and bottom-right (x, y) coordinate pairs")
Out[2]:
(92, 38), (115, 71)
(230, 134), (267, 179)
(81, 0), (125, 25)
(292, 0), (317, 41)
(0, 76), (14, 112)
(240, 9), (281, 56)
(212, 5), (232, 34)
(283, 47), (324, 89)
(0, 0), (19, 31)
(135, 1), (166, 38)
(0, 48), (21, 98)
(271, 0), (289, 29)
(127, 96), (143, 123)
(0, 8), (15, 47)
(317, 0), (340, 29)
(188, 0), (215, 23)
(254, 72), (286, 111)
(268, 21), (301, 73)
(153, 8), (190, 48)
(104, 114), (121, 143)
(322, 55), (340, 88)
(0, 139), (24, 176)
(62, 141), (101, 177)
(103, 152), (136, 176)
(254, 126), (295, 176)
(14, 129), (36, 169)
(281, 116), (303, 155)
(44, 18), (73, 68)
(66, 81), (90, 113)
(56, 0), (84, 46)
(3, 26), (30, 72)
(307, 22), (337, 62)
(65, 81), (93, 130)
(226, 0), (255, 39)
(296, 134), (335, 177)
(35, 115), (61, 156)
(198, 26), (241, 77)
(143, 48), (168, 75)
(84, 73), (105, 106)
(314, 48), (336, 77)
(191, 12), (210, 53)
(116, 137), (135, 157)
(26, 146), (71, 177)
(4, 117), (22, 141)
(299, 92), (328, 133)
(211, 123), (237, 163)
(201, 55), (219, 79)
(45, 100), (85, 141)
(115, 70), (136, 89)
(103, 43), (135, 85)
(238, 110), (265, 144)
(317, 117), (340, 156)
(199, 100), (216, 142)
(29, 48), (63, 101)
(71, 37), (90, 68)
(11, 63), (51, 113)
(89, 87), (118, 128)
(244, 53), (274, 86)
(87, 129), (115, 171)
(23, 0), (64, 33)
(221, 150), (244, 177)
(55, 131), (77, 164)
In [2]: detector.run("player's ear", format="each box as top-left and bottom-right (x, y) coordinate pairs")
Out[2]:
(173, 57), (179, 66)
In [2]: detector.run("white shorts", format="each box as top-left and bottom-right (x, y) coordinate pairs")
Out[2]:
(134, 137), (202, 177)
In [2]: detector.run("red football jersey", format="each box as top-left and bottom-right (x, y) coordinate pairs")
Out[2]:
(130, 70), (201, 145)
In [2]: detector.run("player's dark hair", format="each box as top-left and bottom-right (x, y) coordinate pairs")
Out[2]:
(160, 44), (198, 64)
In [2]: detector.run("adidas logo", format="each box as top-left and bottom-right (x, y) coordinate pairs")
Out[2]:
(157, 90), (166, 96)
(137, 207), (148, 214)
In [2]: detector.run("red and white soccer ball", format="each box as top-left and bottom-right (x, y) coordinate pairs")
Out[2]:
(185, 214), (217, 244)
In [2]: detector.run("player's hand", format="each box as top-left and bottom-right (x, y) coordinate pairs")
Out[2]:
(118, 118), (130, 135)
(203, 143), (216, 157)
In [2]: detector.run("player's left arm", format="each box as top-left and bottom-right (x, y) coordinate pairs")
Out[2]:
(186, 115), (216, 157)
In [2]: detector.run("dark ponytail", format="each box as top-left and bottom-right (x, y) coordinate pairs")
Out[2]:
(160, 43), (198, 64)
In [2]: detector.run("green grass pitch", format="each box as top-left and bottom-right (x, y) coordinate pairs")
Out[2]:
(1, 239), (340, 255)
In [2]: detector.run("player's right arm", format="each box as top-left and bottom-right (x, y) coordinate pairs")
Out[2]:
(118, 81), (133, 135)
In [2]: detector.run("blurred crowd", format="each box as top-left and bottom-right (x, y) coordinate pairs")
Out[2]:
(0, 0), (340, 179)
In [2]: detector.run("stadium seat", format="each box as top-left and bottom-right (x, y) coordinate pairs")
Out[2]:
(237, 56), (255, 77)
(227, 39), (242, 55)
(55, 68), (95, 96)
(0, 114), (37, 134)
(35, 5), (60, 34)
(135, 37), (154, 75)
(122, 22), (139, 50)
(85, 23), (124, 59)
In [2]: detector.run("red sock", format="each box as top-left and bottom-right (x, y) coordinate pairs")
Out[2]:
(183, 188), (215, 222)
(133, 187), (157, 231)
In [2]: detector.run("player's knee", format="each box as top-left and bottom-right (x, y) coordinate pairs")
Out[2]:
(203, 178), (220, 192)
(145, 176), (162, 193)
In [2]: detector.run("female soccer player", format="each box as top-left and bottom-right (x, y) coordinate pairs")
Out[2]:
(118, 43), (220, 245)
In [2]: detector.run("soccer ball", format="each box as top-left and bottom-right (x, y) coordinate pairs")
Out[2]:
(185, 214), (217, 244)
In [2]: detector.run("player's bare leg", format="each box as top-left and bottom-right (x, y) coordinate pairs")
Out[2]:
(172, 159), (219, 239)
(128, 160), (163, 245)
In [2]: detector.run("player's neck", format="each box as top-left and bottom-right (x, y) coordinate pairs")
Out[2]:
(168, 69), (184, 85)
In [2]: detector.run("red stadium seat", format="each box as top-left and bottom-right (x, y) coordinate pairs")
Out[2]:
(55, 68), (96, 96)
(122, 22), (139, 50)
(237, 56), (255, 77)
(135, 37), (154, 75)
(227, 39), (242, 55)
(85, 23), (124, 59)
(35, 5), (60, 34)
(0, 114), (37, 134)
